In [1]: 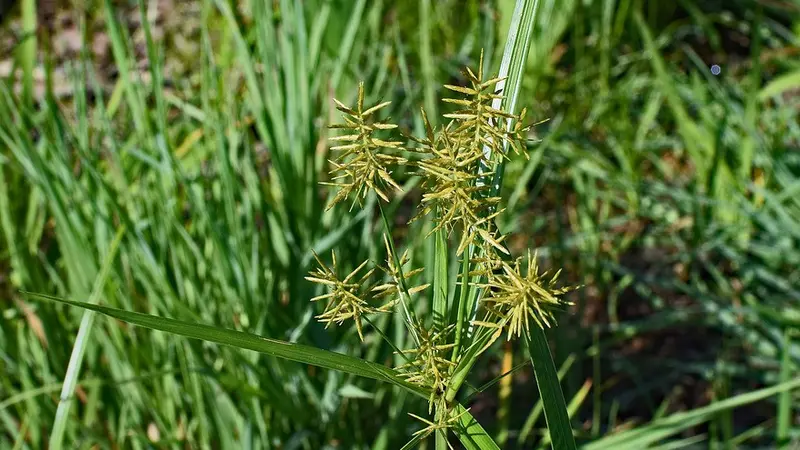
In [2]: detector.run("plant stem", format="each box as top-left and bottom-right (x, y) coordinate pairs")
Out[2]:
(49, 227), (125, 450)
(432, 229), (449, 331)
(378, 202), (421, 346)
(447, 0), (540, 401)
(451, 243), (472, 360)
(497, 340), (514, 446)
(20, 0), (36, 106)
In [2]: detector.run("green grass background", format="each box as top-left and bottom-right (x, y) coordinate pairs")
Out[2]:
(1, 0), (799, 448)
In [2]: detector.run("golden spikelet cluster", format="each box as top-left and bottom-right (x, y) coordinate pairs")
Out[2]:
(396, 324), (456, 414)
(305, 242), (429, 342)
(311, 53), (577, 447)
(411, 118), (504, 256)
(439, 53), (528, 162)
(474, 251), (577, 340)
(325, 82), (406, 210)
(305, 251), (388, 341)
(410, 52), (528, 255)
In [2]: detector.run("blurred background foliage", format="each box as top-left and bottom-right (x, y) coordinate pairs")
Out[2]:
(1, 0), (799, 448)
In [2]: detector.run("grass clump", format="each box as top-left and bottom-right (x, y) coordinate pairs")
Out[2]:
(3, 0), (799, 448)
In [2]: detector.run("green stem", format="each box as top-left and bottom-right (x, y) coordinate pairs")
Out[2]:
(445, 0), (540, 404)
(432, 229), (449, 331)
(451, 244), (472, 360)
(378, 202), (420, 346)
(363, 316), (414, 367)
(20, 0), (36, 107)
(435, 425), (448, 450)
(49, 227), (125, 450)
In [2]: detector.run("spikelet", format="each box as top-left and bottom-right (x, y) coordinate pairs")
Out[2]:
(411, 51), (528, 255)
(396, 323), (456, 413)
(408, 405), (470, 450)
(372, 234), (430, 301)
(441, 50), (528, 163)
(475, 250), (577, 340)
(325, 82), (405, 210)
(305, 251), (391, 341)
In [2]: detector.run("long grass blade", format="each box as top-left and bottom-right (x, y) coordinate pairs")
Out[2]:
(518, 354), (576, 446)
(526, 327), (577, 450)
(454, 403), (502, 450)
(419, 0), (438, 122)
(27, 293), (429, 400)
(584, 376), (800, 449)
(758, 70), (800, 101)
(486, 0), (540, 193)
(776, 329), (792, 447)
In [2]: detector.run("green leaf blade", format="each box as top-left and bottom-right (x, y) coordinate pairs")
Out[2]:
(453, 403), (501, 450)
(526, 327), (577, 450)
(584, 377), (800, 450)
(28, 294), (429, 400)
(433, 229), (449, 331)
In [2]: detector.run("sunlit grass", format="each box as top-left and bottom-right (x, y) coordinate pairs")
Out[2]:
(0, 0), (798, 448)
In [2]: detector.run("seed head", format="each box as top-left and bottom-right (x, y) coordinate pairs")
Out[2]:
(476, 250), (576, 340)
(305, 251), (390, 341)
(325, 82), (405, 210)
(396, 323), (456, 414)
(442, 50), (529, 162)
(410, 51), (528, 255)
(411, 120), (502, 253)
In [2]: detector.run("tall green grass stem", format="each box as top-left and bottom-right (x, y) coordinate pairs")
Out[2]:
(49, 227), (125, 450)
(448, 0), (541, 401)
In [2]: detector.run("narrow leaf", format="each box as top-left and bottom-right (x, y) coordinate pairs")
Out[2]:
(584, 376), (800, 450)
(453, 403), (501, 450)
(432, 230), (449, 331)
(49, 227), (126, 450)
(526, 327), (577, 450)
(758, 70), (800, 101)
(26, 294), (429, 399)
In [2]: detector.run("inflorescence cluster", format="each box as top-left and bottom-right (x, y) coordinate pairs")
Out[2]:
(306, 53), (575, 444)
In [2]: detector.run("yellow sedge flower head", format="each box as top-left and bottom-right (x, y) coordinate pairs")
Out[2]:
(396, 323), (456, 414)
(411, 51), (528, 256)
(411, 116), (507, 255)
(325, 82), (406, 210)
(305, 251), (391, 341)
(477, 250), (576, 340)
(441, 50), (529, 163)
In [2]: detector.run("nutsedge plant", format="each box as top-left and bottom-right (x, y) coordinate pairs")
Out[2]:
(307, 51), (576, 447)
